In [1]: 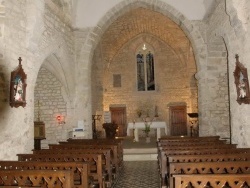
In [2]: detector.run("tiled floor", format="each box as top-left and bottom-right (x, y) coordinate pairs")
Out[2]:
(112, 161), (160, 188)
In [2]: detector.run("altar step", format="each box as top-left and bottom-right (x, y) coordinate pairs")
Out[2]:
(123, 148), (157, 161)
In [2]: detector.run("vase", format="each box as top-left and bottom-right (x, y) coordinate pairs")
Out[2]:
(146, 136), (150, 143)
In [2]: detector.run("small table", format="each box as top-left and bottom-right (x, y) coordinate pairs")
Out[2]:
(127, 121), (167, 142)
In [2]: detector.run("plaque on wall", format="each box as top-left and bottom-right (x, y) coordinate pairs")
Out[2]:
(9, 57), (27, 108)
(233, 54), (250, 104)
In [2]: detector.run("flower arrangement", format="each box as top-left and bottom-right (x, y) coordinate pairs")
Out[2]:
(142, 117), (154, 137)
(143, 122), (151, 137)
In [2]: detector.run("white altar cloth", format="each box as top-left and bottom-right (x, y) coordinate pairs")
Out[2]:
(127, 121), (167, 142)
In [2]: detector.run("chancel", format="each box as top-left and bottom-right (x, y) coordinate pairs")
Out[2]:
(127, 121), (167, 142)
(1, 0), (250, 187)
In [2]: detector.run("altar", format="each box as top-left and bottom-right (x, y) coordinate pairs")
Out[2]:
(127, 121), (167, 142)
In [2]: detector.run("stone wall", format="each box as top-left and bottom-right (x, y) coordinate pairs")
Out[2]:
(0, 0), (35, 160)
(205, 0), (250, 147)
(32, 0), (77, 146)
(0, 0), (76, 159)
(34, 67), (68, 147)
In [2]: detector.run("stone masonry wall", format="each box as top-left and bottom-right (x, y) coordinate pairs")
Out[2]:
(33, 1), (76, 146)
(0, 0), (35, 160)
(0, 0), (76, 159)
(204, 0), (250, 146)
(34, 67), (67, 148)
(200, 36), (230, 139)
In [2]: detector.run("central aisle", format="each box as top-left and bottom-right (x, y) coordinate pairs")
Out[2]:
(112, 161), (160, 188)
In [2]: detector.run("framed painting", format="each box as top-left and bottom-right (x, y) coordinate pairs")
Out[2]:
(233, 54), (250, 104)
(9, 57), (27, 108)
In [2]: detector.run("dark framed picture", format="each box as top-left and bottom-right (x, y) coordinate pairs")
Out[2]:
(9, 57), (27, 108)
(234, 54), (250, 104)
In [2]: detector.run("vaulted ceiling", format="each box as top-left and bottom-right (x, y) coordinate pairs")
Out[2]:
(100, 7), (191, 64)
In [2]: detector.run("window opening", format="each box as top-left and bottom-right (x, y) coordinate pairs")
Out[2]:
(136, 44), (155, 91)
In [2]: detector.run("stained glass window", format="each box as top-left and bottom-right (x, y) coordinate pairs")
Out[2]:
(136, 45), (155, 91)
(146, 51), (155, 90)
(137, 52), (145, 91)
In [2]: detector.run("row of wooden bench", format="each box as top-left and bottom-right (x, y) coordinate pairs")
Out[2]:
(157, 136), (250, 188)
(0, 138), (124, 188)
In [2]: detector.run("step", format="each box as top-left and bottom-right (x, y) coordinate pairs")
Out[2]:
(123, 148), (157, 161)
(124, 153), (157, 161)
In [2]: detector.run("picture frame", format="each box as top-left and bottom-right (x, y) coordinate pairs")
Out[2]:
(233, 54), (250, 105)
(9, 57), (27, 108)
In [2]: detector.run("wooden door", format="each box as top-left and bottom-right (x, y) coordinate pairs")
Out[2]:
(169, 106), (187, 136)
(110, 107), (127, 137)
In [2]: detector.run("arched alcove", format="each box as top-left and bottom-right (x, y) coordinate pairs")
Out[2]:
(75, 0), (206, 138)
(91, 7), (198, 136)
(34, 54), (74, 148)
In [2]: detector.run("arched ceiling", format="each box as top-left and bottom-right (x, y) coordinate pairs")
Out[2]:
(73, 0), (217, 28)
(100, 7), (191, 63)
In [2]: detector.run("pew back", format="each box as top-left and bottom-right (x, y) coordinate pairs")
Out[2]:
(169, 161), (250, 188)
(0, 161), (89, 188)
(0, 169), (74, 188)
(173, 174), (250, 188)
(17, 153), (103, 188)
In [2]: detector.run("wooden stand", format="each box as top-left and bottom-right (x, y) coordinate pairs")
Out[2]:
(103, 123), (118, 139)
(34, 121), (46, 150)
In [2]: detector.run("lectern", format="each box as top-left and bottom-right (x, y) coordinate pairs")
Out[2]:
(34, 121), (46, 150)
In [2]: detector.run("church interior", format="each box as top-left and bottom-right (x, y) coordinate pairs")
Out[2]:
(0, 0), (250, 187)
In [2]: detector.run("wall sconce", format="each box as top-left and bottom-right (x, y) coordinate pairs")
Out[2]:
(56, 115), (65, 125)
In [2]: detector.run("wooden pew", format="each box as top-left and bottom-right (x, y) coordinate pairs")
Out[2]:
(173, 174), (250, 188)
(0, 161), (89, 188)
(158, 139), (227, 147)
(33, 148), (114, 183)
(17, 153), (105, 188)
(157, 136), (250, 188)
(58, 141), (123, 170)
(159, 143), (237, 151)
(159, 136), (221, 142)
(158, 148), (250, 187)
(0, 169), (74, 187)
(168, 153), (250, 163)
(66, 138), (123, 161)
(169, 161), (250, 188)
(49, 144), (120, 175)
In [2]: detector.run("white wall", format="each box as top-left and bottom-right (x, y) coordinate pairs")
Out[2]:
(73, 0), (215, 28)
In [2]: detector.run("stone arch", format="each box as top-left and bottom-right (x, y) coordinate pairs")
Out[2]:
(33, 33), (75, 95)
(31, 23), (76, 145)
(78, 0), (206, 71)
(41, 54), (71, 101)
(76, 0), (206, 137)
(33, 43), (76, 146)
(34, 65), (69, 146)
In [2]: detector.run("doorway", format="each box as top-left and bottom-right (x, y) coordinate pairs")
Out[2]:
(110, 107), (127, 137)
(169, 106), (187, 136)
